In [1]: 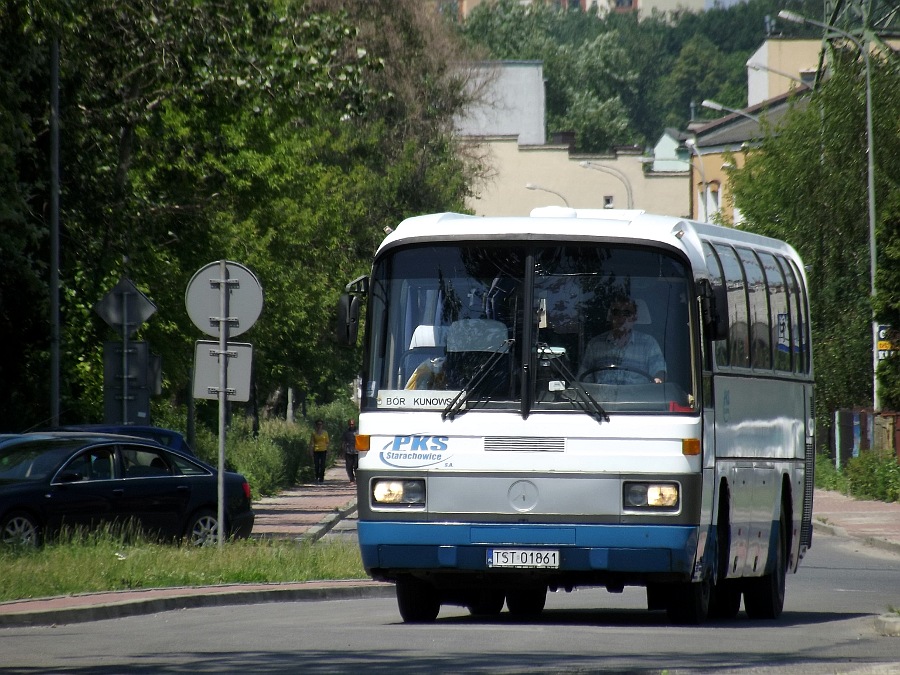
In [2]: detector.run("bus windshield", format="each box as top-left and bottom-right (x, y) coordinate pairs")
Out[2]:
(364, 242), (696, 416)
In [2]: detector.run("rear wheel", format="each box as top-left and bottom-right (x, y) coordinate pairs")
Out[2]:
(744, 504), (788, 620)
(506, 586), (547, 617)
(396, 577), (440, 623)
(0, 511), (41, 547)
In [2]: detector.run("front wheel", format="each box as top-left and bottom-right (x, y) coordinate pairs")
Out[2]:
(184, 509), (221, 547)
(506, 586), (547, 617)
(666, 577), (710, 625)
(1, 511), (41, 547)
(467, 589), (505, 617)
(744, 505), (788, 620)
(396, 577), (440, 623)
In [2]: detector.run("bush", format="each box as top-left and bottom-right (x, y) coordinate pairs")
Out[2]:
(816, 449), (900, 503)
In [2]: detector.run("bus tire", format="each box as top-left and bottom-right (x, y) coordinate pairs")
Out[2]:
(666, 576), (710, 625)
(396, 577), (440, 623)
(467, 588), (505, 616)
(709, 487), (742, 620)
(744, 504), (788, 620)
(506, 586), (546, 617)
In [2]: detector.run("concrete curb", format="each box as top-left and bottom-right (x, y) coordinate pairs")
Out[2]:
(0, 581), (395, 628)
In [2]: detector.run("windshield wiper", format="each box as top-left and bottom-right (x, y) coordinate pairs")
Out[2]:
(537, 344), (610, 423)
(442, 340), (514, 420)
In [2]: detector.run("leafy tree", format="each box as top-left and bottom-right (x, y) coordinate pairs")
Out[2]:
(728, 51), (900, 429)
(0, 0), (479, 431)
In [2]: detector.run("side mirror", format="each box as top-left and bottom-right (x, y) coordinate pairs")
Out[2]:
(698, 279), (728, 342)
(336, 293), (360, 345)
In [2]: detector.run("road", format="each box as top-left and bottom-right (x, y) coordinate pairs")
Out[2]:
(1, 532), (898, 674)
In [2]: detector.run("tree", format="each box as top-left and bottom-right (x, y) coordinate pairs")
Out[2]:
(0, 0), (480, 430)
(728, 52), (900, 429)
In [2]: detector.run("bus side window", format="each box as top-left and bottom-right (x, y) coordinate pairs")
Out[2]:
(713, 244), (749, 369)
(759, 252), (792, 372)
(737, 247), (772, 370)
(702, 242), (729, 367)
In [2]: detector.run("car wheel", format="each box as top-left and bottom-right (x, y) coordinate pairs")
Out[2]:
(467, 588), (505, 616)
(185, 509), (220, 547)
(1, 511), (41, 547)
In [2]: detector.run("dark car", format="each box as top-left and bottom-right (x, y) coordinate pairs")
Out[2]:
(0, 432), (253, 547)
(50, 425), (195, 456)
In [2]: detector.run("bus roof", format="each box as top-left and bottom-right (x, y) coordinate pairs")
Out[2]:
(376, 208), (804, 280)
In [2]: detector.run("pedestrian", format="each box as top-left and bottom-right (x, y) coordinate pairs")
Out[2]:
(341, 419), (359, 483)
(309, 419), (329, 484)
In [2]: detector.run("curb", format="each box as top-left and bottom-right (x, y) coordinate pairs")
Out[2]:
(0, 581), (395, 628)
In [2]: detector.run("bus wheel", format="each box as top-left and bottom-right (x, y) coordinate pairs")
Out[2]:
(467, 589), (505, 616)
(666, 577), (710, 625)
(396, 577), (440, 623)
(744, 505), (788, 620)
(506, 586), (547, 617)
(709, 492), (742, 620)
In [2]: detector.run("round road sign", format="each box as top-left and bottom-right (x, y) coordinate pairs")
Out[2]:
(185, 260), (263, 338)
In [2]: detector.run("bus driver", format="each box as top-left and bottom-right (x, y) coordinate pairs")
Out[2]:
(577, 294), (666, 385)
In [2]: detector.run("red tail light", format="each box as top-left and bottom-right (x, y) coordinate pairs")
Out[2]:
(242, 481), (252, 500)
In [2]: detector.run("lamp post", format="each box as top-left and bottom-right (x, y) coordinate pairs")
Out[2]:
(684, 139), (710, 222)
(778, 9), (879, 409)
(579, 161), (634, 209)
(525, 182), (571, 207)
(701, 99), (761, 123)
(747, 61), (807, 86)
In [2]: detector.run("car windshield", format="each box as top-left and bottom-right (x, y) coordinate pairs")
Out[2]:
(0, 439), (85, 481)
(363, 242), (696, 416)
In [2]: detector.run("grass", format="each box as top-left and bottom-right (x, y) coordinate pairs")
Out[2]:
(0, 530), (367, 603)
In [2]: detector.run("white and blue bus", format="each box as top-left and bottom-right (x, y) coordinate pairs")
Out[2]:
(338, 207), (814, 624)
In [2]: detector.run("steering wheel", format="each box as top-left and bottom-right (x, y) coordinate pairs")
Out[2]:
(581, 364), (653, 384)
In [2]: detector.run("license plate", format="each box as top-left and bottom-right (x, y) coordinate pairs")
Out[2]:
(487, 548), (559, 569)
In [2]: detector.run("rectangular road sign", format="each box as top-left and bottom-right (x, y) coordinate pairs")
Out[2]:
(192, 341), (253, 402)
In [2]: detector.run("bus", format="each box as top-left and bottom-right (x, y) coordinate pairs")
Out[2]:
(337, 207), (814, 624)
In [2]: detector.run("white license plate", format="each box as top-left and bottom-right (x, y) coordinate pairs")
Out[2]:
(487, 548), (559, 569)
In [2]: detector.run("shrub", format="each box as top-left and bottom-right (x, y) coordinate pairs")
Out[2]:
(816, 448), (900, 503)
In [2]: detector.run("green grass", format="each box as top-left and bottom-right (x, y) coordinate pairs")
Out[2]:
(0, 531), (367, 603)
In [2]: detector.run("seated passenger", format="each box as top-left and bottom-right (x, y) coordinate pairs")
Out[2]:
(578, 295), (666, 385)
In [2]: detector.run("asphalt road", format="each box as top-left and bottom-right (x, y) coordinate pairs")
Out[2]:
(1, 531), (898, 674)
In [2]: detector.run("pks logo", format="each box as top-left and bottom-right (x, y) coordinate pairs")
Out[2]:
(380, 435), (450, 468)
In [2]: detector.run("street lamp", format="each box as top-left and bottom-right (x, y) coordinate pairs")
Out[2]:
(525, 182), (571, 207)
(579, 161), (634, 209)
(778, 9), (879, 409)
(684, 138), (710, 223)
(747, 61), (807, 86)
(701, 99), (760, 123)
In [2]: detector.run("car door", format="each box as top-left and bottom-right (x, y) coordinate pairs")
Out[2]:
(116, 443), (192, 538)
(46, 445), (120, 533)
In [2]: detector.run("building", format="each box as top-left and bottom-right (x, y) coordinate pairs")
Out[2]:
(457, 61), (689, 217)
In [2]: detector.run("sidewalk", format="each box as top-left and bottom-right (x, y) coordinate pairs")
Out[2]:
(1, 482), (899, 630)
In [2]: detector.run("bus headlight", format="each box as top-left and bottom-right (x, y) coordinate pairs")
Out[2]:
(623, 482), (679, 510)
(372, 479), (426, 506)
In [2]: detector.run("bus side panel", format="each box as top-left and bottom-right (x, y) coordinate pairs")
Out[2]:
(714, 375), (808, 579)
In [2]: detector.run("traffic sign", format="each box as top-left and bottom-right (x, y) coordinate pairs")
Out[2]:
(94, 277), (157, 337)
(185, 261), (263, 338)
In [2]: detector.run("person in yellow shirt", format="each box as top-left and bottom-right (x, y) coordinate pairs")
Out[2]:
(309, 419), (330, 484)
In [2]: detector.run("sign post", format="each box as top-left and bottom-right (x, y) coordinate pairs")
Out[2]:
(95, 278), (157, 424)
(186, 261), (263, 548)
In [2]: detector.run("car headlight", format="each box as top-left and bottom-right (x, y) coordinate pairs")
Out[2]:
(623, 482), (679, 510)
(372, 479), (425, 506)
